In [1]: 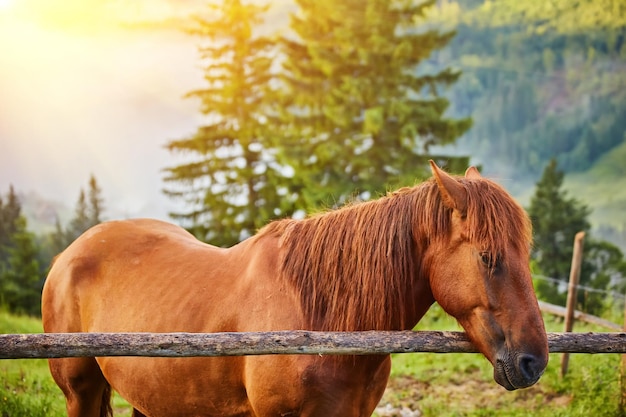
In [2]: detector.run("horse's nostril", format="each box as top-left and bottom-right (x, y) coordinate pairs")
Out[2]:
(518, 354), (544, 382)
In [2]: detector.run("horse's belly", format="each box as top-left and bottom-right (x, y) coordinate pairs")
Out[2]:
(99, 355), (390, 417)
(98, 356), (252, 417)
(243, 355), (392, 417)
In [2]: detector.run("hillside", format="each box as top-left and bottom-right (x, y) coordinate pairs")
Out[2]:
(429, 0), (626, 250)
(481, 140), (626, 252)
(564, 140), (626, 249)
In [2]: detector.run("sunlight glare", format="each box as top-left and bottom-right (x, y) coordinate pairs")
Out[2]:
(0, 0), (13, 11)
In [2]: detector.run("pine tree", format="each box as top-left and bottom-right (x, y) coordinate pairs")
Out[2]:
(67, 189), (91, 243)
(277, 0), (472, 207)
(528, 158), (591, 304)
(88, 174), (105, 226)
(0, 185), (22, 262)
(49, 176), (106, 252)
(0, 187), (43, 315)
(163, 0), (288, 246)
(0, 216), (42, 315)
(49, 215), (69, 256)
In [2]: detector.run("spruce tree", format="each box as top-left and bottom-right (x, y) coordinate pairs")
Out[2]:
(278, 0), (472, 206)
(50, 175), (106, 251)
(0, 187), (43, 315)
(67, 189), (91, 243)
(0, 216), (42, 315)
(528, 158), (591, 304)
(163, 0), (287, 246)
(49, 215), (68, 256)
(88, 174), (105, 226)
(0, 185), (22, 261)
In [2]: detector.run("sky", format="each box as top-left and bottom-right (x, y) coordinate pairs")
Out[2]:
(0, 0), (224, 222)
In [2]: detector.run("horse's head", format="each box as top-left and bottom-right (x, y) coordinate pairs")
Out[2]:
(425, 161), (548, 390)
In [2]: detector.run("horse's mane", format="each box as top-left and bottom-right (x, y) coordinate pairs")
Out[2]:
(257, 176), (531, 332)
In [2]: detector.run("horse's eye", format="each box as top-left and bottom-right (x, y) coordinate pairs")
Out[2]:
(480, 252), (495, 269)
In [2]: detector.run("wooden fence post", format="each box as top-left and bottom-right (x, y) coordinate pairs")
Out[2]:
(621, 291), (626, 412)
(561, 231), (585, 377)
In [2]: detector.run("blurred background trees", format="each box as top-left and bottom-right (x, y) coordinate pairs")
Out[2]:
(0, 187), (41, 315)
(528, 159), (591, 288)
(529, 159), (626, 316)
(0, 176), (105, 315)
(434, 0), (626, 179)
(2, 0), (625, 319)
(163, 0), (472, 247)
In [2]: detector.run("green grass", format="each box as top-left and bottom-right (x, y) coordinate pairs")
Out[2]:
(0, 311), (132, 417)
(0, 311), (65, 417)
(1, 308), (623, 416)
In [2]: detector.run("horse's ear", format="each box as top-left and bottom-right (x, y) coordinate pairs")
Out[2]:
(465, 166), (481, 179)
(429, 160), (467, 213)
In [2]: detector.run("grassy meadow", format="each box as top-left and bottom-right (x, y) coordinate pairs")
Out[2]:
(377, 305), (623, 417)
(0, 311), (132, 416)
(0, 308), (622, 417)
(0, 312), (64, 416)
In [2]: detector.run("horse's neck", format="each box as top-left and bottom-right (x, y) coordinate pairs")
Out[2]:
(400, 264), (436, 330)
(253, 187), (446, 332)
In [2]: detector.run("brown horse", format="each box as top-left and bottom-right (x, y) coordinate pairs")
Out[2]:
(42, 162), (548, 417)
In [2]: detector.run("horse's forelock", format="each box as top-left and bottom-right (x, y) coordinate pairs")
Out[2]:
(463, 179), (532, 257)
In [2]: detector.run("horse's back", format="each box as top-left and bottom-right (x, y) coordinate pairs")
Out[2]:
(43, 219), (229, 332)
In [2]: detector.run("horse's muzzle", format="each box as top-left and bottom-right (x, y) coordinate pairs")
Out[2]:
(494, 351), (547, 390)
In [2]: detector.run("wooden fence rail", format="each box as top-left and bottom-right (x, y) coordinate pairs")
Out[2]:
(1, 331), (625, 359)
(538, 300), (622, 331)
